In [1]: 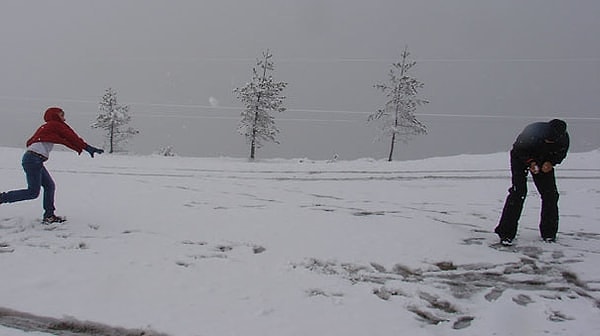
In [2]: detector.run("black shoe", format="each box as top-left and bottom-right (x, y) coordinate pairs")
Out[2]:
(543, 237), (556, 243)
(500, 238), (513, 246)
(42, 215), (66, 224)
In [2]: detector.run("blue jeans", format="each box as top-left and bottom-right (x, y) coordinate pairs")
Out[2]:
(2, 152), (56, 217)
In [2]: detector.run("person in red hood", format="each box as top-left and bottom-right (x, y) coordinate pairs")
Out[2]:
(0, 107), (104, 223)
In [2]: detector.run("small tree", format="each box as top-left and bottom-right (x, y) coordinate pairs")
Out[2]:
(155, 145), (177, 157)
(369, 46), (428, 161)
(92, 88), (139, 153)
(234, 50), (288, 160)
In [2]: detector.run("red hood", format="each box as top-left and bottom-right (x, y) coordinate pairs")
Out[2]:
(44, 107), (64, 122)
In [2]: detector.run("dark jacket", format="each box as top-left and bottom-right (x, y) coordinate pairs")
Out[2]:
(511, 120), (569, 165)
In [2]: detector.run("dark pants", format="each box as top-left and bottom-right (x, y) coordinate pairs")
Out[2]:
(495, 151), (560, 240)
(2, 152), (56, 218)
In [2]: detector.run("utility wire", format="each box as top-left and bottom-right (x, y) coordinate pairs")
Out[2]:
(84, 56), (600, 64)
(1, 95), (599, 121)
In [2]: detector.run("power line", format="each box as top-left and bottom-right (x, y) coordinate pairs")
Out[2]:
(1, 95), (599, 121)
(84, 56), (600, 64)
(417, 57), (600, 63)
(123, 112), (600, 122)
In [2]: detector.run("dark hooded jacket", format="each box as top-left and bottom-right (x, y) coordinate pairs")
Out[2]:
(26, 107), (88, 153)
(511, 119), (569, 165)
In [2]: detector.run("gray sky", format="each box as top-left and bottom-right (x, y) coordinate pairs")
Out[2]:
(1, 0), (599, 160)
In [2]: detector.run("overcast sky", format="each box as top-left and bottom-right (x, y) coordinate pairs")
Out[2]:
(1, 0), (599, 160)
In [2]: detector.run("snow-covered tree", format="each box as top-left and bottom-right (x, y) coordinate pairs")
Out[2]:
(369, 46), (428, 161)
(155, 145), (177, 157)
(91, 88), (139, 153)
(234, 50), (288, 160)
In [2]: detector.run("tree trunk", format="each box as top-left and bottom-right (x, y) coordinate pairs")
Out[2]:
(388, 133), (396, 162)
(249, 109), (260, 160)
(109, 121), (115, 154)
(249, 126), (257, 160)
(250, 140), (256, 160)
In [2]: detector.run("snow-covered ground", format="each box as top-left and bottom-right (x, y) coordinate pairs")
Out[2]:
(1, 146), (599, 336)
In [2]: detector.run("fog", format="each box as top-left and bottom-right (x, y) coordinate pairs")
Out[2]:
(1, 0), (599, 160)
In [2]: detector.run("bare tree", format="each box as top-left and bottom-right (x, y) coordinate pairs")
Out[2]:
(234, 50), (288, 160)
(91, 88), (139, 153)
(369, 46), (428, 161)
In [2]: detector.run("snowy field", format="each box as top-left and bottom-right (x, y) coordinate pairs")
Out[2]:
(1, 146), (599, 336)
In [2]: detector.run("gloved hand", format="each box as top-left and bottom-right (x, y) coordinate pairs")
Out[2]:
(84, 144), (104, 158)
(541, 161), (554, 173)
(528, 161), (540, 174)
